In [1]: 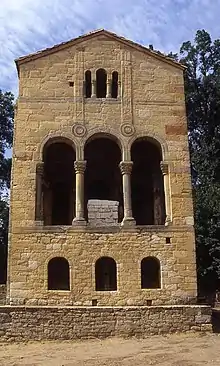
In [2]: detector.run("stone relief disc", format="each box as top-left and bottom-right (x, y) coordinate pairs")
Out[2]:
(120, 124), (135, 137)
(72, 124), (87, 137)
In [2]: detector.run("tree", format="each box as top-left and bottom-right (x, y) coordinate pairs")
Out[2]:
(0, 90), (14, 283)
(179, 30), (220, 294)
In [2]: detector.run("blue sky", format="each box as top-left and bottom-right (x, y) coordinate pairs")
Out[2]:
(1, 0), (220, 94)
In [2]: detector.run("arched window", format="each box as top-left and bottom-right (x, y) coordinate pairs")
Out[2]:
(111, 71), (118, 98)
(131, 138), (165, 225)
(85, 70), (91, 98)
(141, 257), (160, 289)
(95, 257), (117, 291)
(96, 69), (107, 98)
(48, 257), (70, 290)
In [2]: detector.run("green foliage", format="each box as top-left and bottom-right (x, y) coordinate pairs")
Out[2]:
(0, 90), (14, 283)
(179, 30), (220, 294)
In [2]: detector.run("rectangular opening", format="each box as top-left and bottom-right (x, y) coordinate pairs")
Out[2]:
(92, 299), (98, 306)
(146, 299), (152, 306)
(166, 237), (171, 244)
(69, 81), (74, 87)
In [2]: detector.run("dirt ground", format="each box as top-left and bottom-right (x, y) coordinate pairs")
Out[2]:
(0, 333), (220, 366)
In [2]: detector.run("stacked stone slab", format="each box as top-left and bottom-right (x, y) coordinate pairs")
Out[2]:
(88, 200), (119, 226)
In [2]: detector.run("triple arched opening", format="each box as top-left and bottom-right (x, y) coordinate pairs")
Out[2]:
(85, 69), (119, 98)
(39, 134), (166, 226)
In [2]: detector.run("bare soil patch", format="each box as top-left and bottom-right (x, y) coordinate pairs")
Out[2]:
(0, 333), (220, 365)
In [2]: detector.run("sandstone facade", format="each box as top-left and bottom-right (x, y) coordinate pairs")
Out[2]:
(7, 29), (197, 307)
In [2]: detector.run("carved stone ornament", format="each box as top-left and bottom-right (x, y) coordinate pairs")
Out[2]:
(36, 162), (44, 176)
(120, 124), (135, 137)
(74, 160), (87, 174)
(72, 124), (87, 137)
(119, 161), (133, 175)
(160, 162), (169, 175)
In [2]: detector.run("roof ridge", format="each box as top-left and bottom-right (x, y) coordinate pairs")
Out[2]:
(15, 29), (185, 72)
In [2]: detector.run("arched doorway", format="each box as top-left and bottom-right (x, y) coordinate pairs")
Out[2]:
(43, 139), (76, 225)
(84, 135), (123, 221)
(131, 138), (165, 225)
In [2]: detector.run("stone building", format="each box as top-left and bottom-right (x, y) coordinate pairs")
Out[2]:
(7, 29), (197, 307)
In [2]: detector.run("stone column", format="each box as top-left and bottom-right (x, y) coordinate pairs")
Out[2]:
(106, 78), (112, 98)
(91, 79), (96, 98)
(35, 162), (44, 222)
(73, 160), (87, 225)
(119, 161), (135, 226)
(160, 162), (171, 225)
(118, 81), (121, 98)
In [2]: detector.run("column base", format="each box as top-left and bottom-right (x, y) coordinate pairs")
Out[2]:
(72, 217), (87, 226)
(165, 215), (171, 226)
(34, 220), (44, 226)
(121, 217), (136, 227)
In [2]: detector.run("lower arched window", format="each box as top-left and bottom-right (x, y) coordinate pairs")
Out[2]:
(95, 256), (117, 291)
(48, 257), (70, 290)
(141, 257), (160, 289)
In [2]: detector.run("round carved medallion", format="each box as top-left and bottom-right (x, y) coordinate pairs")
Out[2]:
(72, 124), (87, 137)
(120, 124), (135, 137)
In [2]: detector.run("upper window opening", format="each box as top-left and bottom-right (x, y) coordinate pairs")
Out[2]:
(111, 71), (118, 98)
(96, 69), (107, 98)
(48, 257), (70, 290)
(95, 256), (117, 291)
(85, 70), (92, 98)
(141, 257), (161, 289)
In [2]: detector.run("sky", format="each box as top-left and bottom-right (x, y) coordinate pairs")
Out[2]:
(1, 0), (220, 94)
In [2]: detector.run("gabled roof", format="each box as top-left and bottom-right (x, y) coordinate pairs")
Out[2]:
(15, 29), (185, 72)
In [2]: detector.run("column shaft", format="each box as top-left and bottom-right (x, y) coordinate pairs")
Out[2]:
(160, 162), (171, 225)
(118, 81), (121, 98)
(91, 80), (96, 98)
(35, 162), (44, 222)
(119, 161), (135, 226)
(73, 160), (87, 225)
(106, 79), (111, 98)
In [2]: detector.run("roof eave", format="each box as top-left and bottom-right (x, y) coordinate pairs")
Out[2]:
(15, 29), (186, 72)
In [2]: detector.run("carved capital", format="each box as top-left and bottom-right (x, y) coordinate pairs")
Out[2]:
(74, 160), (87, 174)
(36, 162), (44, 176)
(160, 162), (168, 175)
(119, 161), (133, 175)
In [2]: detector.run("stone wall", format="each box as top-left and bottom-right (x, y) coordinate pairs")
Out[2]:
(7, 227), (197, 307)
(88, 200), (119, 226)
(0, 305), (212, 341)
(0, 285), (6, 305)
